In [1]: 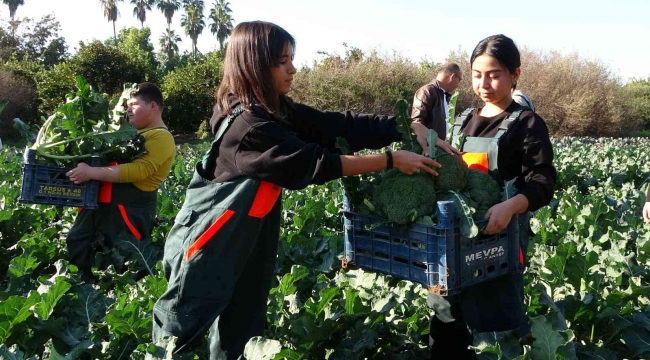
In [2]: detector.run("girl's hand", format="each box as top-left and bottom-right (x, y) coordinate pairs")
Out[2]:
(483, 201), (515, 235)
(66, 163), (94, 184)
(411, 122), (430, 156)
(436, 138), (462, 156)
(392, 150), (441, 176)
(644, 202), (650, 222)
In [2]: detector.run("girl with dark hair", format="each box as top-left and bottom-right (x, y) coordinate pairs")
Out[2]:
(428, 34), (556, 359)
(151, 21), (440, 359)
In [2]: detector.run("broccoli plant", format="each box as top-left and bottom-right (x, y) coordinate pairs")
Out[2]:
(29, 77), (144, 163)
(371, 169), (437, 225)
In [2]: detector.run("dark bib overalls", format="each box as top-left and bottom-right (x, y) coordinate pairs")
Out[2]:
(66, 182), (158, 275)
(428, 107), (531, 359)
(151, 107), (284, 360)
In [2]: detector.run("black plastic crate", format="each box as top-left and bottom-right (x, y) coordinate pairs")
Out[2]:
(19, 149), (101, 209)
(342, 198), (525, 296)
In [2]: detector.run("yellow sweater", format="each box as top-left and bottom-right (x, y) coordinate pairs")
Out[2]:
(119, 127), (176, 192)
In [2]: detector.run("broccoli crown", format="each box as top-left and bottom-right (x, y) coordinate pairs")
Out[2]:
(434, 150), (468, 192)
(373, 169), (437, 225)
(466, 169), (502, 219)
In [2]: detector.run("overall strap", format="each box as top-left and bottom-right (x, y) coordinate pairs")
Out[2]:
(198, 105), (245, 180)
(495, 106), (531, 140)
(452, 107), (474, 138)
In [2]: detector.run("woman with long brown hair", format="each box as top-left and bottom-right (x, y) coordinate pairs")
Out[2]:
(151, 21), (440, 359)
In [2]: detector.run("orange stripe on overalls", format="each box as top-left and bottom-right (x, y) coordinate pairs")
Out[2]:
(98, 161), (119, 203)
(462, 153), (489, 174)
(185, 210), (236, 260)
(117, 204), (142, 241)
(248, 181), (283, 218)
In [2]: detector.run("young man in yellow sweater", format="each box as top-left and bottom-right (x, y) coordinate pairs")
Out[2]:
(66, 82), (176, 277)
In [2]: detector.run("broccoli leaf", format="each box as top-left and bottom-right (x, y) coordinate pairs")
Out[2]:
(427, 129), (438, 158)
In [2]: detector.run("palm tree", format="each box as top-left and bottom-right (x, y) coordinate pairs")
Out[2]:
(208, 0), (233, 52)
(99, 0), (122, 40)
(180, 3), (205, 58)
(182, 0), (203, 11)
(2, 0), (23, 22)
(131, 0), (156, 28)
(159, 28), (181, 59)
(3, 0), (23, 36)
(156, 0), (180, 29)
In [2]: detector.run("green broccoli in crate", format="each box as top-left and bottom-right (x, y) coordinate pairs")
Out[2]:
(368, 168), (437, 225)
(433, 150), (468, 191)
(465, 169), (501, 219)
(340, 99), (504, 237)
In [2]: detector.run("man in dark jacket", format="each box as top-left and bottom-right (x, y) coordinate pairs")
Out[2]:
(411, 62), (463, 155)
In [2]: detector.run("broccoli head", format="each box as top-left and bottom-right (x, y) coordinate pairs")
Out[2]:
(373, 169), (437, 225)
(434, 149), (468, 192)
(465, 169), (501, 219)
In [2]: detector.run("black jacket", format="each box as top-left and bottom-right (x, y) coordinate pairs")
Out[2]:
(459, 102), (556, 212)
(209, 97), (402, 190)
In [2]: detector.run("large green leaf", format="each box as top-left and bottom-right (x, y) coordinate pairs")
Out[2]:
(34, 277), (72, 321)
(243, 337), (282, 360)
(0, 292), (40, 343)
(278, 265), (310, 296)
(530, 315), (567, 360)
(622, 324), (650, 357)
(104, 298), (151, 342)
(7, 252), (40, 280)
(113, 234), (161, 276)
(0, 344), (25, 360)
(471, 331), (522, 359)
(73, 285), (109, 328)
(578, 348), (618, 360)
(42, 339), (94, 360)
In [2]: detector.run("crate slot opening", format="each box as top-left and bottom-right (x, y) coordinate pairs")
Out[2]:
(374, 251), (390, 260)
(356, 248), (372, 256)
(412, 261), (427, 270)
(393, 256), (409, 265)
(411, 241), (426, 250)
(356, 230), (371, 237)
(373, 233), (390, 241)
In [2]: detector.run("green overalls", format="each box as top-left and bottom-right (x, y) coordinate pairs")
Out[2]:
(66, 181), (158, 277)
(428, 106), (531, 359)
(152, 106), (284, 360)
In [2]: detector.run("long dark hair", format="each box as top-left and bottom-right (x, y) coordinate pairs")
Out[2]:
(216, 21), (295, 115)
(470, 34), (520, 74)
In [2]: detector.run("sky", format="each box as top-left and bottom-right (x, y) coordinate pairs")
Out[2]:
(2, 0), (649, 82)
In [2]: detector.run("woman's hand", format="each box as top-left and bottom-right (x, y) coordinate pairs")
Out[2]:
(411, 122), (462, 157)
(483, 195), (529, 235)
(483, 201), (515, 235)
(436, 138), (462, 156)
(66, 162), (95, 184)
(411, 122), (430, 155)
(392, 150), (441, 176)
(643, 202), (650, 222)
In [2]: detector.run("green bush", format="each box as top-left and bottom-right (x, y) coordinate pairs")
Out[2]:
(446, 49), (640, 137)
(620, 78), (650, 131)
(0, 68), (37, 139)
(113, 27), (161, 82)
(161, 52), (223, 133)
(291, 49), (431, 115)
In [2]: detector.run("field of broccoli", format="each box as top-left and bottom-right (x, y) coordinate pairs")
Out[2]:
(1, 132), (650, 359)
